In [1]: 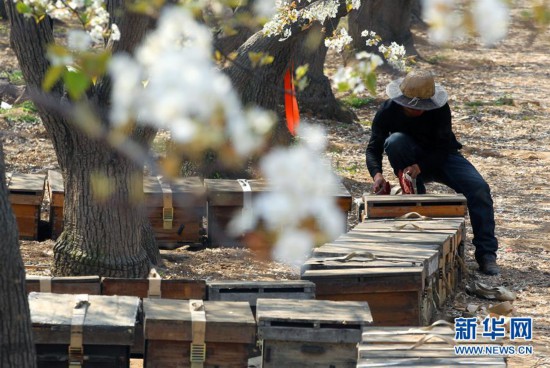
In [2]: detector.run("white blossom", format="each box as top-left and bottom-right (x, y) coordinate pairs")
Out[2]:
(324, 28), (353, 52)
(473, 0), (509, 46)
(67, 30), (92, 51)
(229, 124), (346, 264)
(109, 7), (274, 158)
(423, 0), (465, 44)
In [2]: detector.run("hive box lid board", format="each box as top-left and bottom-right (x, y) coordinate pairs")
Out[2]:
(29, 292), (139, 345)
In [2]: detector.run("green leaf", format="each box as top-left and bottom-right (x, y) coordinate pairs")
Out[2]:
(63, 70), (91, 100)
(295, 64), (309, 80)
(365, 72), (377, 95)
(42, 65), (65, 91)
(16, 2), (32, 14)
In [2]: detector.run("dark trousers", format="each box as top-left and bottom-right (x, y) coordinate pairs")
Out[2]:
(384, 132), (498, 263)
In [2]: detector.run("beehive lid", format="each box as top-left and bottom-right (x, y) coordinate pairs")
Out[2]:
(143, 176), (205, 207)
(29, 292), (139, 345)
(257, 299), (372, 343)
(143, 299), (256, 343)
(7, 173), (46, 205)
(204, 179), (351, 207)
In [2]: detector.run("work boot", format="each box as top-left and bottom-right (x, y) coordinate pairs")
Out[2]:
(478, 257), (500, 276)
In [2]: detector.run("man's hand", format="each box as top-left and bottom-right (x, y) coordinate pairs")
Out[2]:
(404, 164), (421, 179)
(372, 173), (387, 193)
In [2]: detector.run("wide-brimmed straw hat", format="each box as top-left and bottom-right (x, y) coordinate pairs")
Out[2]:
(386, 70), (448, 111)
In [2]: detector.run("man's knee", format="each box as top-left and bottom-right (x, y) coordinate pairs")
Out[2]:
(384, 132), (412, 155)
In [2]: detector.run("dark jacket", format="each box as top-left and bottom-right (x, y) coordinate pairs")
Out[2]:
(366, 100), (462, 178)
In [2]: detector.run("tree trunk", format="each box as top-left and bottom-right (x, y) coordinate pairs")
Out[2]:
(53, 136), (151, 276)
(294, 23), (357, 123)
(6, 0), (160, 277)
(225, 0), (354, 134)
(348, 0), (417, 56)
(0, 142), (37, 368)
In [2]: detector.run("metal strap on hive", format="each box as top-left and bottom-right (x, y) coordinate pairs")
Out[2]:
(38, 276), (52, 293)
(237, 179), (252, 215)
(157, 176), (174, 229)
(189, 299), (206, 368)
(69, 294), (90, 368)
(148, 268), (161, 298)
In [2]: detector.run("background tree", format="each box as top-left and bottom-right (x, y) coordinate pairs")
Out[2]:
(348, 0), (417, 55)
(0, 141), (36, 368)
(5, 0), (161, 277)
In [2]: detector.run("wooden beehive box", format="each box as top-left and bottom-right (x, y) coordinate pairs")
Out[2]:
(301, 256), (435, 326)
(204, 178), (352, 247)
(257, 298), (372, 368)
(7, 172), (46, 240)
(144, 176), (206, 248)
(29, 292), (140, 368)
(207, 280), (315, 312)
(47, 170), (64, 239)
(143, 299), (256, 368)
(358, 325), (507, 367)
(26, 276), (101, 295)
(363, 194), (467, 219)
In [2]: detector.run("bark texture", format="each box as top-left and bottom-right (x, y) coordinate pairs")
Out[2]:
(0, 142), (37, 368)
(6, 0), (160, 277)
(294, 23), (357, 123)
(348, 0), (417, 55)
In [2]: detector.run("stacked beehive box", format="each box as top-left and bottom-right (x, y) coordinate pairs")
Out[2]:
(358, 323), (507, 367)
(302, 194), (468, 326)
(47, 170), (64, 239)
(7, 172), (46, 240)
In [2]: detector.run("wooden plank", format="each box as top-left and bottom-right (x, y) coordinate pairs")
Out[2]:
(144, 176), (206, 208)
(8, 173), (46, 193)
(205, 179), (351, 207)
(313, 243), (440, 270)
(363, 194), (468, 219)
(143, 299), (256, 343)
(145, 340), (250, 368)
(29, 292), (139, 345)
(207, 280), (315, 305)
(101, 278), (206, 299)
(364, 194), (467, 204)
(47, 170), (64, 207)
(257, 299), (371, 343)
(256, 298), (372, 327)
(26, 276), (101, 295)
(262, 340), (357, 368)
(357, 357), (507, 367)
(358, 343), (506, 359)
(36, 344), (129, 368)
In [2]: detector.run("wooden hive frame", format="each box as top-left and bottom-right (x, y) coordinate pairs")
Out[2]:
(363, 194), (467, 219)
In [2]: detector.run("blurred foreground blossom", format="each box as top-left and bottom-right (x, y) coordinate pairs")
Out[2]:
(423, 0), (509, 46)
(472, 0), (509, 46)
(109, 6), (274, 158)
(229, 124), (345, 266)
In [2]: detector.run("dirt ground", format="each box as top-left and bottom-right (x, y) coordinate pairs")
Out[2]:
(1, 2), (549, 367)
